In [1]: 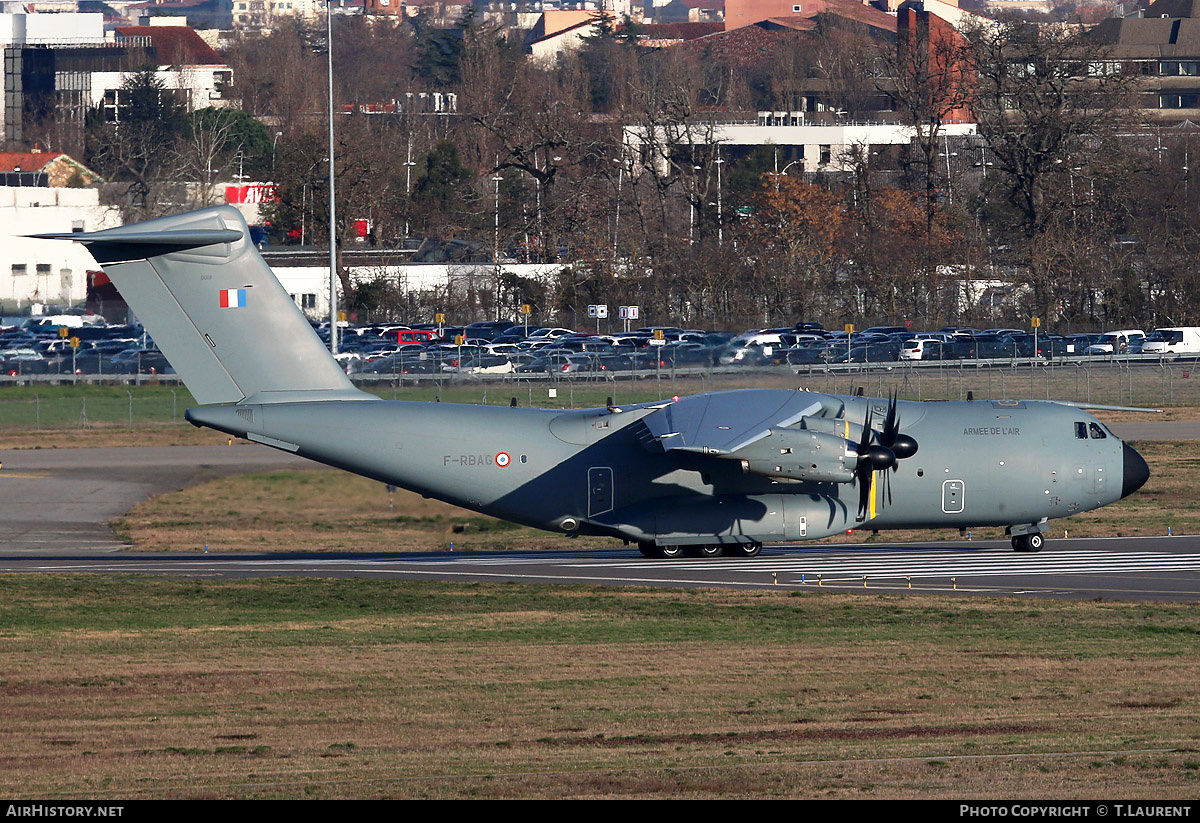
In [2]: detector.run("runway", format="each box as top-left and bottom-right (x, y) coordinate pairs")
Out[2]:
(2, 536), (1199, 601)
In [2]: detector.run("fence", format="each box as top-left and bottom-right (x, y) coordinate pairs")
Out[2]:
(1, 360), (1197, 430)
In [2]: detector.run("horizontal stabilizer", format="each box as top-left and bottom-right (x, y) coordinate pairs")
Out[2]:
(28, 227), (244, 263)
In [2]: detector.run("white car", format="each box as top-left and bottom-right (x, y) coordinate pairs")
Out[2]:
(1141, 327), (1200, 356)
(1085, 329), (1145, 355)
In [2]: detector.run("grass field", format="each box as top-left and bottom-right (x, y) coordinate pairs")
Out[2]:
(1, 578), (1199, 799)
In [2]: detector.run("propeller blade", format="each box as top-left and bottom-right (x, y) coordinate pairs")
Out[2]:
(852, 397), (914, 520)
(879, 392), (919, 463)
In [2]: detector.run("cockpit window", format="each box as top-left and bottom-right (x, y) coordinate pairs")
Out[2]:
(1089, 422), (1107, 439)
(1075, 422), (1088, 439)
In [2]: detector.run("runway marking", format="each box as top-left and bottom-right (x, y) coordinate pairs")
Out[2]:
(11, 549), (1200, 585)
(581, 550), (1200, 579)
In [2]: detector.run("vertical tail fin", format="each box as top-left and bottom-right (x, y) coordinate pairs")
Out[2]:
(35, 206), (367, 406)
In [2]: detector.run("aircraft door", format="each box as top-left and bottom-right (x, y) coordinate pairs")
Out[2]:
(942, 479), (965, 514)
(588, 467), (614, 517)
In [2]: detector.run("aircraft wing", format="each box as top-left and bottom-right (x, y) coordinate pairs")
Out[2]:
(635, 390), (843, 456)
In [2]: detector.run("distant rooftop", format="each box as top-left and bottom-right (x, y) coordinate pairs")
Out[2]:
(113, 24), (224, 65)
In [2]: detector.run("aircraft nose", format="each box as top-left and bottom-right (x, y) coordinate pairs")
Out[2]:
(1122, 442), (1150, 499)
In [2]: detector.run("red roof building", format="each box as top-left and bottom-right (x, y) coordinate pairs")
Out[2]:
(113, 25), (225, 66)
(0, 151), (100, 187)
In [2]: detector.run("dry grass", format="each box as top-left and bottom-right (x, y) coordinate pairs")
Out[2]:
(0, 424), (225, 451)
(2, 580), (1199, 799)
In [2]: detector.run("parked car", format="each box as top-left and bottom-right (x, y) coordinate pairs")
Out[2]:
(1065, 334), (1104, 354)
(1141, 327), (1200, 356)
(1085, 329), (1145, 355)
(899, 339), (954, 361)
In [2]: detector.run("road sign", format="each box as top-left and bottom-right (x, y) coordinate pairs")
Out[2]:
(521, 304), (532, 315)
(69, 336), (80, 349)
(435, 313), (445, 324)
(1031, 317), (1041, 328)
(596, 305), (608, 319)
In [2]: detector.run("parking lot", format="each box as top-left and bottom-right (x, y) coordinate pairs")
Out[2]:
(4, 317), (1200, 409)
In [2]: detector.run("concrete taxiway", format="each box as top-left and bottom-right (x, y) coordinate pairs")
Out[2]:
(0, 444), (308, 555)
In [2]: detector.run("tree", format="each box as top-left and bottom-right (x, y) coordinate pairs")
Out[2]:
(962, 16), (1139, 322)
(880, 7), (973, 230)
(87, 67), (189, 221)
(964, 16), (1137, 239)
(413, 139), (477, 236)
(741, 175), (848, 323)
(177, 108), (275, 209)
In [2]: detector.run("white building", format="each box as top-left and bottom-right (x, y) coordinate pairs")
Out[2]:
(271, 262), (568, 321)
(623, 116), (978, 177)
(0, 186), (122, 311)
(0, 9), (105, 44)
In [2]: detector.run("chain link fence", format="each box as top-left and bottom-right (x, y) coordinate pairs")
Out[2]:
(1, 360), (1198, 429)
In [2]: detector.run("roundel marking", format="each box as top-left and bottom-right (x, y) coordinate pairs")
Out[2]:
(495, 452), (511, 467)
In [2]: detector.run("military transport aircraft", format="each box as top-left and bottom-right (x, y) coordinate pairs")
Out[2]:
(38, 207), (1151, 558)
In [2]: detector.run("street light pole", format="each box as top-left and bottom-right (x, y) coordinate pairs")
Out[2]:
(493, 167), (503, 321)
(714, 150), (725, 247)
(403, 135), (415, 240)
(612, 157), (623, 258)
(326, 0), (338, 355)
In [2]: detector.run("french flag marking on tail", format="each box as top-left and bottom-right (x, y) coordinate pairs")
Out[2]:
(219, 288), (247, 308)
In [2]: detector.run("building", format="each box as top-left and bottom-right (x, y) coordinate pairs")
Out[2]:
(0, 151), (121, 312)
(0, 149), (101, 186)
(623, 114), (976, 176)
(261, 247), (567, 321)
(110, 22), (232, 113)
(1088, 0), (1200, 122)
(123, 0), (235, 29)
(3, 12), (232, 152)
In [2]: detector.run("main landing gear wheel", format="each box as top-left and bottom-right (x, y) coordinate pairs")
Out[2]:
(687, 544), (724, 558)
(658, 544), (686, 559)
(637, 542), (657, 558)
(1011, 533), (1045, 553)
(728, 542), (763, 558)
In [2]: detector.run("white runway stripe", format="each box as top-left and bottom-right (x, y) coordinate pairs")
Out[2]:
(10, 549), (1200, 583)
(582, 550), (1200, 578)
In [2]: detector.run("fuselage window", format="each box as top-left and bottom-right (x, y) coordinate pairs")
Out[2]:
(1089, 422), (1107, 439)
(1075, 422), (1088, 439)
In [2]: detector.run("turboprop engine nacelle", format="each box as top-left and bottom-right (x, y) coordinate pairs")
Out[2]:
(736, 428), (855, 483)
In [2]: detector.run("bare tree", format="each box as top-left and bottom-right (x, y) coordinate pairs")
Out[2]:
(964, 16), (1138, 239)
